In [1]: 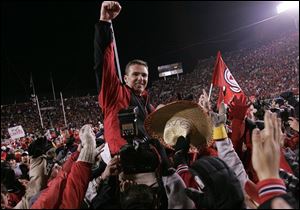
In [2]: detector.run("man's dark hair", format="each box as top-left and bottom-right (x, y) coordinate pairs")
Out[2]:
(1, 164), (25, 192)
(6, 153), (16, 161)
(119, 142), (159, 174)
(28, 136), (53, 158)
(125, 59), (148, 75)
(120, 184), (155, 209)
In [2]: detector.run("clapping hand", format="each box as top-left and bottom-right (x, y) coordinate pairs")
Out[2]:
(252, 111), (281, 180)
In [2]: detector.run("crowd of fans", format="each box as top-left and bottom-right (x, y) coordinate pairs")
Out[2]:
(1, 30), (299, 209)
(1, 31), (298, 139)
(149, 31), (299, 107)
(1, 96), (102, 140)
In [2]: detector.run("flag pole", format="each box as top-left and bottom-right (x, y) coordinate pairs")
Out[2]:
(208, 83), (213, 102)
(36, 95), (44, 128)
(111, 23), (123, 84)
(60, 92), (67, 127)
(30, 72), (36, 96)
(50, 72), (56, 101)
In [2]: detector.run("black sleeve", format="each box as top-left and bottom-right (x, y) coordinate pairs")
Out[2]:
(91, 161), (107, 179)
(93, 21), (113, 92)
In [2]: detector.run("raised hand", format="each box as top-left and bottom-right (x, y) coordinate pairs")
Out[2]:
(210, 101), (227, 127)
(79, 124), (96, 148)
(198, 89), (226, 127)
(198, 89), (211, 114)
(101, 155), (120, 180)
(227, 95), (249, 121)
(77, 124), (96, 163)
(173, 136), (190, 168)
(100, 1), (122, 22)
(252, 111), (281, 180)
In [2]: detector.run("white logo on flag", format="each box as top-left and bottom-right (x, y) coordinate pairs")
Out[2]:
(224, 68), (242, 93)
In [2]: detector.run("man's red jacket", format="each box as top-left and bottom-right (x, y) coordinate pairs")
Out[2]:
(94, 21), (154, 154)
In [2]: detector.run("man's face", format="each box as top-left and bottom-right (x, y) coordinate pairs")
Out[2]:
(21, 155), (29, 164)
(8, 159), (16, 168)
(124, 64), (148, 95)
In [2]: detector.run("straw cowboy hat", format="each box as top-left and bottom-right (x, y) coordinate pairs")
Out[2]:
(144, 100), (213, 149)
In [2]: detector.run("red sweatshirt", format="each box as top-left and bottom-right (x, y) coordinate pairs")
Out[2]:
(95, 21), (154, 154)
(31, 152), (92, 209)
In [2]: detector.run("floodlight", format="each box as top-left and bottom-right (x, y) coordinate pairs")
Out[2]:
(277, 1), (299, 14)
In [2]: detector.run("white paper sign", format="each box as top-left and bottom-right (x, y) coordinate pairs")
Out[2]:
(8, 125), (25, 139)
(100, 143), (112, 164)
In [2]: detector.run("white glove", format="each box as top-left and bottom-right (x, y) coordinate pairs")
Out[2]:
(77, 124), (96, 164)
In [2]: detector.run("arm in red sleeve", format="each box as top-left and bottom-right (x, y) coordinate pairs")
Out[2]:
(227, 96), (249, 158)
(94, 21), (126, 110)
(230, 119), (245, 157)
(59, 162), (92, 209)
(61, 151), (80, 173)
(31, 152), (80, 209)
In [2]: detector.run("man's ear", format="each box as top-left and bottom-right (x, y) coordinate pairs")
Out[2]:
(124, 75), (128, 83)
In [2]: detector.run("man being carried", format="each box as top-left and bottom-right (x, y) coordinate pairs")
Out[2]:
(94, 1), (155, 154)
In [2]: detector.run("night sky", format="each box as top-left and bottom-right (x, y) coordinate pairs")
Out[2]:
(1, 1), (294, 104)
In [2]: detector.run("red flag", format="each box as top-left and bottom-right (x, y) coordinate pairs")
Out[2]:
(212, 51), (246, 106)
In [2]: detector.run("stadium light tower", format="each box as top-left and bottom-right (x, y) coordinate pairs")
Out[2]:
(277, 1), (299, 30)
(277, 1), (299, 14)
